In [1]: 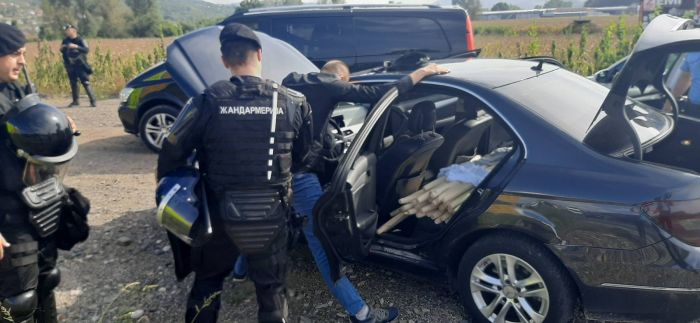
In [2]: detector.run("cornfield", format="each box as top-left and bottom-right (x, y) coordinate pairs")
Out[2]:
(477, 15), (643, 75)
(26, 37), (169, 99)
(25, 15), (644, 99)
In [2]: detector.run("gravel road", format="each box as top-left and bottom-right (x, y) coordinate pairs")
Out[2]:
(50, 98), (468, 323)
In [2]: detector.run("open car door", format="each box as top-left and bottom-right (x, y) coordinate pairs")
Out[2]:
(584, 15), (700, 160)
(164, 26), (318, 97)
(314, 88), (400, 282)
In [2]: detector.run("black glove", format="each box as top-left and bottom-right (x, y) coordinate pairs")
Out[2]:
(56, 187), (91, 251)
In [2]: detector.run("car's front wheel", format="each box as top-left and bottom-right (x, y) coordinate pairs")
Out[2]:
(139, 105), (179, 152)
(457, 233), (576, 323)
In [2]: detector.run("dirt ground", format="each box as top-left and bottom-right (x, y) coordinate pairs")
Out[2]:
(49, 98), (467, 323)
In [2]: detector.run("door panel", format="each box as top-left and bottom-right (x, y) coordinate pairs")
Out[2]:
(347, 153), (378, 238)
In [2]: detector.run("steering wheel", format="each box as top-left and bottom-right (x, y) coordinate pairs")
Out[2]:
(322, 118), (347, 162)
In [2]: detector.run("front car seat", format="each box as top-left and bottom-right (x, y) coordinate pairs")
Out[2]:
(376, 101), (444, 218)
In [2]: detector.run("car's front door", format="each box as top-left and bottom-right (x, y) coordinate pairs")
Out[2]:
(313, 87), (399, 282)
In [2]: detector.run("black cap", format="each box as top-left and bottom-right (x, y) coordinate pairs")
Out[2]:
(0, 23), (26, 57)
(63, 24), (76, 31)
(219, 23), (261, 49)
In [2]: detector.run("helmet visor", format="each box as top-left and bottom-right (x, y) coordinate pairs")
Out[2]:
(22, 160), (71, 187)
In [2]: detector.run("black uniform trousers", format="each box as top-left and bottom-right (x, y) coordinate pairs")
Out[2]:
(65, 64), (95, 104)
(0, 205), (58, 323)
(185, 200), (289, 323)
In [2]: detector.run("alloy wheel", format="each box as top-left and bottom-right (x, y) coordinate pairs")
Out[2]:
(470, 253), (550, 323)
(144, 112), (175, 149)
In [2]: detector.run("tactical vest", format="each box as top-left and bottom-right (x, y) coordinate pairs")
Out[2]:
(200, 78), (300, 254)
(0, 83), (27, 212)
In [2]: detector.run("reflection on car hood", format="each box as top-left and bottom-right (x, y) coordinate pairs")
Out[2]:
(165, 26), (319, 98)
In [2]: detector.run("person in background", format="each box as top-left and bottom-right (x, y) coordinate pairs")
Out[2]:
(61, 24), (96, 108)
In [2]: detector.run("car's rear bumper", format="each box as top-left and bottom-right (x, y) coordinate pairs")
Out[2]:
(118, 102), (138, 134)
(552, 238), (700, 321)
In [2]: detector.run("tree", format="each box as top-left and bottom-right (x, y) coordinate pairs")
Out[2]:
(125, 0), (162, 37)
(490, 2), (520, 10)
(453, 0), (482, 18)
(236, 0), (264, 13)
(543, 0), (573, 8)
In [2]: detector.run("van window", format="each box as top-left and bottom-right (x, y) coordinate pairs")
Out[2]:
(353, 17), (450, 56)
(261, 17), (354, 60)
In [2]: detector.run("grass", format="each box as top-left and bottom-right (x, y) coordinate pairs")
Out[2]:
(25, 15), (643, 98)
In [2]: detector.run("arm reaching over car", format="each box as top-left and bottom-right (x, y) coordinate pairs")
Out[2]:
(408, 63), (450, 85)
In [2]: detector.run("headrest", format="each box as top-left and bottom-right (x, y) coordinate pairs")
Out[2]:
(407, 101), (436, 134)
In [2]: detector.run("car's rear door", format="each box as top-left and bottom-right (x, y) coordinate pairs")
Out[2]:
(314, 87), (399, 282)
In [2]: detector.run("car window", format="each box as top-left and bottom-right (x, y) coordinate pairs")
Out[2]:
(261, 16), (354, 60)
(353, 17), (450, 56)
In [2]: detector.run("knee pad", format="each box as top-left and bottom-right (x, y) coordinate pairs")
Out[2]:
(0, 290), (37, 323)
(38, 268), (61, 295)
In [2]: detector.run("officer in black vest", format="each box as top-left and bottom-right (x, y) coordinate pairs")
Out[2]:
(61, 24), (96, 108)
(0, 23), (89, 323)
(157, 23), (315, 323)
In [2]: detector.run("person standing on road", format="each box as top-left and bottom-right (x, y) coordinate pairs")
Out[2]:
(0, 23), (90, 323)
(61, 24), (96, 108)
(233, 59), (449, 323)
(157, 23), (316, 323)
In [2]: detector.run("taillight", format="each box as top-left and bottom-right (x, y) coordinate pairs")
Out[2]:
(642, 199), (700, 246)
(466, 15), (475, 51)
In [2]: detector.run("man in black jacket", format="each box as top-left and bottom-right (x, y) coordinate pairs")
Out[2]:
(157, 23), (316, 323)
(260, 59), (447, 323)
(61, 24), (96, 108)
(0, 23), (89, 323)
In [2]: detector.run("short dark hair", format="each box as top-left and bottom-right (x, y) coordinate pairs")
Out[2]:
(221, 40), (258, 66)
(321, 60), (349, 75)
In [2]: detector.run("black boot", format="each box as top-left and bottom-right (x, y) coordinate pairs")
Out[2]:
(68, 82), (79, 107)
(83, 82), (97, 107)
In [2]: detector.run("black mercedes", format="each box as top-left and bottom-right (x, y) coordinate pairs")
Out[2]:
(165, 15), (700, 323)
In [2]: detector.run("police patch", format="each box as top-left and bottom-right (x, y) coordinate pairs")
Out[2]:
(219, 106), (285, 115)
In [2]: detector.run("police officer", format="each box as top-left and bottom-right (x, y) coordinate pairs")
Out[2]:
(61, 24), (96, 108)
(0, 23), (88, 323)
(157, 23), (315, 323)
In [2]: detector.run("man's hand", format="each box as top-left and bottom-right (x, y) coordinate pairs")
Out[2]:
(409, 63), (450, 85)
(0, 233), (10, 261)
(67, 43), (78, 49)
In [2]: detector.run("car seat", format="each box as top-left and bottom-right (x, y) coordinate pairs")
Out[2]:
(376, 101), (444, 219)
(428, 111), (493, 173)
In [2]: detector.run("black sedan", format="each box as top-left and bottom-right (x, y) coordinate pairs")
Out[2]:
(166, 15), (700, 322)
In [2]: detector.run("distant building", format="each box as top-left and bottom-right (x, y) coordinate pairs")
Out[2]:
(478, 6), (636, 19)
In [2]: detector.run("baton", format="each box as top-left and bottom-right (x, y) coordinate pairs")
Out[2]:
(22, 66), (36, 94)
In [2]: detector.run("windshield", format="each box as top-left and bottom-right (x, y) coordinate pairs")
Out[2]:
(495, 68), (671, 154)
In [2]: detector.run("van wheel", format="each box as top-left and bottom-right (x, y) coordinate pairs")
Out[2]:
(139, 105), (179, 152)
(457, 233), (576, 323)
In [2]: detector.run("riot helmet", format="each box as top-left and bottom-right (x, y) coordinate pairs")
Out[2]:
(4, 94), (78, 187)
(156, 168), (212, 246)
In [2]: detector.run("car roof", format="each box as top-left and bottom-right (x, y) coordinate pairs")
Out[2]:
(236, 4), (457, 15)
(354, 58), (562, 89)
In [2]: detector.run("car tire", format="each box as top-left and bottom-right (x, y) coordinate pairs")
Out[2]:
(138, 105), (179, 153)
(457, 233), (576, 323)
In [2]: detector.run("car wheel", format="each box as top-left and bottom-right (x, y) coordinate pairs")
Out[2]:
(139, 105), (179, 152)
(457, 233), (576, 323)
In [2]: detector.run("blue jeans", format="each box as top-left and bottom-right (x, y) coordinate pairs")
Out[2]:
(233, 172), (366, 315)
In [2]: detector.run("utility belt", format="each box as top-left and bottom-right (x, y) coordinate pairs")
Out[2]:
(218, 186), (290, 256)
